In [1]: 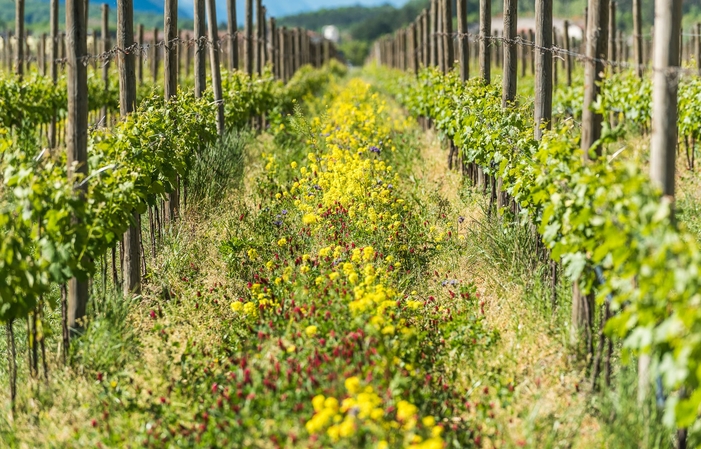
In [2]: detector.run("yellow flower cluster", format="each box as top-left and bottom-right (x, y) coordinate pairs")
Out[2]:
(305, 376), (443, 448)
(288, 80), (409, 233)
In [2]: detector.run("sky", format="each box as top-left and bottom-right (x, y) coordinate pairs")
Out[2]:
(175, 0), (410, 20)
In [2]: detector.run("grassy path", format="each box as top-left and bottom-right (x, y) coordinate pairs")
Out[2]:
(4, 76), (623, 448)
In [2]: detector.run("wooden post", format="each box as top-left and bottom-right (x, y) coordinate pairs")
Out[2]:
(206, 0), (224, 135)
(409, 23), (418, 73)
(323, 37), (330, 66)
(101, 4), (110, 126)
(552, 27), (558, 90)
(268, 17), (276, 76)
(176, 28), (183, 83)
(66, 0), (89, 339)
(92, 29), (98, 70)
(479, 0), (491, 83)
(608, 1), (616, 71)
(244, 0), (253, 74)
(294, 28), (301, 74)
(528, 28), (535, 75)
(575, 0), (609, 350)
(152, 27), (159, 83)
(194, 0), (205, 97)
(164, 0), (178, 222)
(443, 0), (453, 71)
(279, 27), (286, 81)
(647, 0), (682, 407)
(40, 33), (46, 75)
(16, 0), (25, 77)
(117, 0), (139, 296)
(164, 0), (177, 100)
(430, 0), (438, 67)
(581, 0), (609, 156)
(437, 0), (444, 72)
(227, 0), (238, 71)
(184, 32), (191, 80)
(255, 0), (262, 74)
(49, 0), (58, 148)
(494, 30), (500, 69)
(456, 0), (468, 80)
(520, 31), (527, 78)
(563, 20), (572, 86)
(534, 0), (552, 140)
(137, 24), (144, 84)
(502, 0), (517, 107)
(261, 7), (267, 68)
(650, 0), (681, 198)
(422, 10), (429, 68)
(633, 0), (642, 77)
(697, 23), (701, 75)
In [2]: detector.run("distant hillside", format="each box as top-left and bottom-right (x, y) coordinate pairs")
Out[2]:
(0, 0), (412, 33)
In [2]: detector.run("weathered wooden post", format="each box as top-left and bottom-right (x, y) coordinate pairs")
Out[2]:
(534, 0), (552, 140)
(563, 20), (572, 86)
(502, 0), (517, 107)
(479, 0), (491, 83)
(443, 0), (453, 71)
(633, 0), (642, 77)
(164, 0), (178, 222)
(152, 27), (159, 83)
(66, 0), (89, 339)
(255, 0), (262, 74)
(101, 4), (110, 126)
(646, 0), (682, 418)
(575, 0), (609, 354)
(608, 1), (616, 71)
(244, 0), (253, 74)
(49, 0), (58, 148)
(117, 0), (139, 296)
(227, 0), (238, 71)
(194, 0), (205, 97)
(16, 0), (25, 77)
(457, 0), (468, 80)
(137, 24), (144, 84)
(430, 0), (438, 67)
(206, 0), (224, 135)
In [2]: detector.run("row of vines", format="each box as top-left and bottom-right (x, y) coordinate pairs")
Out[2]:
(369, 64), (701, 432)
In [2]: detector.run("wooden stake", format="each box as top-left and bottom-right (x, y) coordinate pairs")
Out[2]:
(117, 0), (140, 296)
(430, 0), (437, 67)
(164, 0), (177, 100)
(456, 0), (470, 81)
(697, 23), (701, 76)
(502, 0), (517, 107)
(479, 0), (491, 83)
(137, 24), (144, 84)
(650, 0), (682, 198)
(534, 0), (552, 140)
(268, 17), (276, 77)
(244, 0), (252, 74)
(520, 31), (527, 78)
(563, 20), (572, 86)
(206, 0), (224, 135)
(581, 0), (608, 156)
(101, 4), (110, 127)
(66, 0), (89, 339)
(443, 0), (453, 71)
(255, 0), (262, 74)
(194, 0), (205, 97)
(227, 0), (238, 71)
(49, 0), (58, 148)
(608, 1), (616, 71)
(633, 0), (643, 77)
(152, 27), (159, 83)
(40, 32), (46, 75)
(16, 0), (25, 77)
